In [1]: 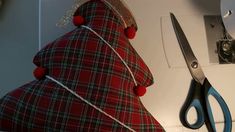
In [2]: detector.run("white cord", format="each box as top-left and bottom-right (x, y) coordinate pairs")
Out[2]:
(46, 75), (136, 132)
(41, 24), (138, 131)
(81, 25), (137, 86)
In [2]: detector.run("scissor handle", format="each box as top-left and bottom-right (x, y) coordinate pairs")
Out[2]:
(204, 78), (232, 132)
(180, 79), (232, 131)
(180, 80), (205, 129)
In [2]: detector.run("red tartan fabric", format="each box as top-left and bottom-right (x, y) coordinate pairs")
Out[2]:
(0, 1), (164, 131)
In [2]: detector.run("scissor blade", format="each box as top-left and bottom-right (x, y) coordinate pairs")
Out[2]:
(170, 13), (205, 84)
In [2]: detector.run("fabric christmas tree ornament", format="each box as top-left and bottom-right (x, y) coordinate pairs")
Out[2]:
(0, 1), (164, 131)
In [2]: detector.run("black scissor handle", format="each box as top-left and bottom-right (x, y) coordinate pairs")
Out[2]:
(180, 79), (205, 129)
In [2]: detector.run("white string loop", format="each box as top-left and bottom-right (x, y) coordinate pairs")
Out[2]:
(81, 25), (137, 86)
(44, 25), (138, 131)
(46, 75), (136, 132)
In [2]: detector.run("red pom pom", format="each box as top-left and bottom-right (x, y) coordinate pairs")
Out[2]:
(73, 15), (85, 26)
(134, 86), (147, 97)
(124, 26), (136, 39)
(33, 67), (47, 80)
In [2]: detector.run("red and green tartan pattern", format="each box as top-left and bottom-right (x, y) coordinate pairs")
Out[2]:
(0, 1), (164, 131)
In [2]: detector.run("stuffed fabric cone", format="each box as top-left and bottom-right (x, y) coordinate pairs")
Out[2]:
(0, 1), (164, 131)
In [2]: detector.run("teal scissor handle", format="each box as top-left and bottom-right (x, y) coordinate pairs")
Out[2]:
(180, 78), (232, 132)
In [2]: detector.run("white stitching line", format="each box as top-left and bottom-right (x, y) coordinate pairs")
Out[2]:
(46, 75), (136, 132)
(81, 25), (137, 86)
(44, 25), (138, 131)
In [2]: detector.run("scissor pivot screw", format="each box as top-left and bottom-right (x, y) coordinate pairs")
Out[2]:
(191, 61), (198, 69)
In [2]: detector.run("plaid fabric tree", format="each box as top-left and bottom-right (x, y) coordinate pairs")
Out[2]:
(0, 1), (164, 131)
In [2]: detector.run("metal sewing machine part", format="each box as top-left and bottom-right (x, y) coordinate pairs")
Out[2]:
(216, 39), (235, 64)
(219, 0), (235, 64)
(221, 0), (235, 39)
(203, 0), (235, 64)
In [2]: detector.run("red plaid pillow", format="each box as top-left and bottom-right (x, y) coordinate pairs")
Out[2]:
(0, 1), (164, 131)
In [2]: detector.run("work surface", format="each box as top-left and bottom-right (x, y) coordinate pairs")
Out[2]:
(0, 0), (234, 131)
(126, 0), (235, 131)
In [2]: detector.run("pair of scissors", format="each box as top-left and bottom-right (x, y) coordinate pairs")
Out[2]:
(170, 13), (232, 132)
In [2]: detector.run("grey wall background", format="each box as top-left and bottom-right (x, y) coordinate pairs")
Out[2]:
(0, 0), (38, 97)
(0, 0), (78, 98)
(41, 0), (75, 47)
